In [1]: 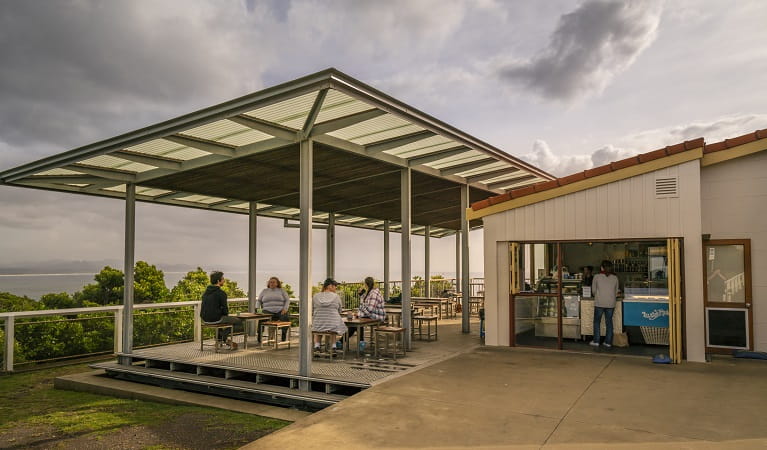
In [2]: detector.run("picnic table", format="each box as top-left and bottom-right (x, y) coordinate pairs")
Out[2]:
(411, 297), (453, 319)
(343, 317), (381, 358)
(236, 312), (273, 348)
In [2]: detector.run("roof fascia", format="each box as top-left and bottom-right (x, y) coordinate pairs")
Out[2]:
(1, 72), (334, 183)
(702, 139), (767, 167)
(468, 147), (704, 221)
(326, 71), (553, 180)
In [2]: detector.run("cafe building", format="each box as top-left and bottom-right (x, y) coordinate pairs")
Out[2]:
(468, 130), (767, 363)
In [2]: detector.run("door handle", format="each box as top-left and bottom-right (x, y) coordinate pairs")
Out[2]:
(745, 303), (751, 308)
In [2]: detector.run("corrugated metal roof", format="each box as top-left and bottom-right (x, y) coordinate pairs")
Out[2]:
(386, 135), (454, 157)
(79, 155), (156, 173)
(183, 119), (254, 142)
(245, 91), (318, 128)
(1, 68), (553, 236)
(314, 90), (373, 124)
(33, 168), (85, 176)
(328, 114), (422, 144)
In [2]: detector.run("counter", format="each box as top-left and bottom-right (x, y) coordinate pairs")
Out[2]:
(580, 299), (623, 338)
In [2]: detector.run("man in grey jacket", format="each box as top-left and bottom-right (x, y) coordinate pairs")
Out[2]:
(200, 271), (241, 350)
(590, 260), (620, 348)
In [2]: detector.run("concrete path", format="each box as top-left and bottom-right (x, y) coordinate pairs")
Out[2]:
(245, 347), (767, 449)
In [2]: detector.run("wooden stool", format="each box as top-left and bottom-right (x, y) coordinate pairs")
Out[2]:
(262, 321), (292, 350)
(412, 315), (438, 341)
(200, 322), (234, 352)
(374, 326), (406, 361)
(312, 331), (345, 360)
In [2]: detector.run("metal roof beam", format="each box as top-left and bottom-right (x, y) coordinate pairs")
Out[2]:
(313, 134), (504, 194)
(163, 134), (236, 157)
(486, 175), (539, 190)
(22, 175), (105, 185)
(464, 167), (520, 183)
(301, 89), (328, 136)
(114, 151), (184, 171)
(229, 115), (300, 142)
(439, 158), (497, 176)
(208, 199), (248, 209)
(154, 191), (199, 201)
(309, 108), (386, 137)
(365, 130), (436, 154)
(64, 165), (137, 183)
(135, 137), (291, 183)
(406, 146), (470, 166)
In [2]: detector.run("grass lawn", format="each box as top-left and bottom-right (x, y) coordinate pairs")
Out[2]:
(0, 363), (290, 449)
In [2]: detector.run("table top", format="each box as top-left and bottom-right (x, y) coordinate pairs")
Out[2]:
(343, 317), (380, 325)
(237, 312), (272, 318)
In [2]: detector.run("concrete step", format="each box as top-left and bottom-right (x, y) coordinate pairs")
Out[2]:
(92, 362), (350, 411)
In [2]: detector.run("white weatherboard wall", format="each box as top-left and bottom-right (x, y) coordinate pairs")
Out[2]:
(702, 151), (767, 352)
(483, 160), (706, 362)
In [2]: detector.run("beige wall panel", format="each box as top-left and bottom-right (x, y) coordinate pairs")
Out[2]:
(702, 151), (767, 352)
(496, 241), (511, 346)
(483, 214), (502, 346)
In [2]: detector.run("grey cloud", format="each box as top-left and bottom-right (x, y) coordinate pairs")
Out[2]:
(0, 1), (268, 157)
(498, 0), (661, 102)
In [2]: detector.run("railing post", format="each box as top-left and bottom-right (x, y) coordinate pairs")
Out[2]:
(3, 317), (14, 373)
(194, 303), (202, 343)
(114, 308), (123, 354)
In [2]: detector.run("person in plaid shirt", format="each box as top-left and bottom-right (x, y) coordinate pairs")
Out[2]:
(350, 276), (387, 343)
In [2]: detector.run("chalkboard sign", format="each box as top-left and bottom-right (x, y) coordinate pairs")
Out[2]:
(706, 308), (748, 348)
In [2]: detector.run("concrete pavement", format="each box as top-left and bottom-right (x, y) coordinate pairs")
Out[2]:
(245, 346), (767, 449)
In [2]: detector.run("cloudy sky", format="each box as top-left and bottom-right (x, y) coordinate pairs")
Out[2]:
(1, 0), (766, 287)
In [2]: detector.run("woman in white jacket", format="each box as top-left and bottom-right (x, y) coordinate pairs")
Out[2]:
(311, 278), (347, 349)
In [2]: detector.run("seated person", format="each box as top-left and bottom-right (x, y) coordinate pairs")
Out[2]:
(312, 278), (347, 350)
(349, 276), (386, 342)
(257, 276), (291, 341)
(200, 271), (242, 350)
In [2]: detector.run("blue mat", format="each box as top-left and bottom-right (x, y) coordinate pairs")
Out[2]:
(733, 350), (767, 360)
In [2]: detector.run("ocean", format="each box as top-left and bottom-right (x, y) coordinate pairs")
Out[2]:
(0, 271), (254, 300)
(0, 270), (482, 300)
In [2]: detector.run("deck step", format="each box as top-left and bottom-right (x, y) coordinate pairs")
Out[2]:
(92, 362), (349, 411)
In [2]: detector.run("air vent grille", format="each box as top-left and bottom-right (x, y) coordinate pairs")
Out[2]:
(655, 176), (678, 198)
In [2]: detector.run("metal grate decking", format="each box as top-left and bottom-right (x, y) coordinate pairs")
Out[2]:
(92, 320), (480, 410)
(128, 335), (414, 385)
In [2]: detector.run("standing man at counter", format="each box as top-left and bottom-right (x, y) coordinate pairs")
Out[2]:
(590, 260), (619, 348)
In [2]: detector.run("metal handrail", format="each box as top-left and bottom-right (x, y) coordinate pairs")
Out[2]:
(0, 297), (251, 373)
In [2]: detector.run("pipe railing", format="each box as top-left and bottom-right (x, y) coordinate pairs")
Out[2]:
(0, 298), (252, 373)
(1, 279), (485, 373)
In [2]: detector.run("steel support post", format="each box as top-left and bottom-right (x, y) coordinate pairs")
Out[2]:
(298, 139), (313, 389)
(461, 184), (470, 333)
(401, 168), (412, 350)
(327, 212), (335, 279)
(424, 225), (431, 297)
(248, 202), (258, 335)
(3, 317), (14, 372)
(383, 219), (390, 301)
(455, 232), (461, 292)
(120, 183), (136, 364)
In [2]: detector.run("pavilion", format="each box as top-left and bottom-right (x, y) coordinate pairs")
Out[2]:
(0, 68), (552, 390)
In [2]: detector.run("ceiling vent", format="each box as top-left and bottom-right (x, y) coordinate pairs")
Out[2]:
(655, 176), (679, 198)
